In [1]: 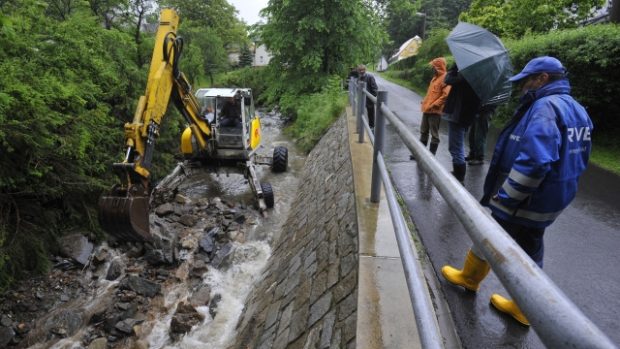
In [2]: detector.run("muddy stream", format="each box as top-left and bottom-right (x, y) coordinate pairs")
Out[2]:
(1, 110), (305, 349)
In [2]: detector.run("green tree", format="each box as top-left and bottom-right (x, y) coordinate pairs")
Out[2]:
(178, 21), (230, 84)
(247, 22), (263, 43)
(461, 0), (605, 38)
(378, 0), (471, 57)
(127, 0), (155, 66)
(160, 0), (247, 44)
(260, 0), (386, 93)
(383, 0), (424, 50)
(434, 0), (473, 27)
(45, 0), (85, 20)
(160, 0), (248, 82)
(87, 0), (127, 29)
(238, 45), (254, 67)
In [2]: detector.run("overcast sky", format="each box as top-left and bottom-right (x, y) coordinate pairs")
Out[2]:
(228, 0), (270, 25)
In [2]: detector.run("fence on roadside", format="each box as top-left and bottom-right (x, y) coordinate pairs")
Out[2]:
(348, 78), (617, 349)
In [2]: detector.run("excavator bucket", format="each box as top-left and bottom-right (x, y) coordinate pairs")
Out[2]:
(98, 193), (151, 242)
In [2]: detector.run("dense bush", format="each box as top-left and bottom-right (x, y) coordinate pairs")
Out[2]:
(505, 24), (620, 144)
(0, 3), (184, 289)
(0, 8), (131, 287)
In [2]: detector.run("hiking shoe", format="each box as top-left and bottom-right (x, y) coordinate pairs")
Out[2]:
(468, 158), (484, 165)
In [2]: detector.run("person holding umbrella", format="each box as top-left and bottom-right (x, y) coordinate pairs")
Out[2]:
(441, 56), (593, 326)
(442, 64), (481, 181)
(442, 22), (514, 181)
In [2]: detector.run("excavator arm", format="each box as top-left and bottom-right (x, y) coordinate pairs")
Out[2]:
(99, 9), (211, 241)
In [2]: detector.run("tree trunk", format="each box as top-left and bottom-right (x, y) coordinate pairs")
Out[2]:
(135, 9), (144, 66)
(611, 0), (620, 23)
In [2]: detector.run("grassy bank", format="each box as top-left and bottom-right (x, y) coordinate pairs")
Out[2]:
(283, 84), (349, 153)
(590, 143), (620, 175)
(378, 72), (620, 176)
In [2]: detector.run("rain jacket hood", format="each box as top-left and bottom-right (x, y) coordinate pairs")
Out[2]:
(421, 58), (451, 114)
(430, 57), (447, 74)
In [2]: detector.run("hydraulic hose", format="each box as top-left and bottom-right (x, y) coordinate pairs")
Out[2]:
(163, 32), (184, 79)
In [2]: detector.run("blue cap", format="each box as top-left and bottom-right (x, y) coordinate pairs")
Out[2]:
(509, 56), (566, 82)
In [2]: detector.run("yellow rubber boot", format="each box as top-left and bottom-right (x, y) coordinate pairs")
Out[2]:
(441, 250), (490, 291)
(490, 294), (530, 326)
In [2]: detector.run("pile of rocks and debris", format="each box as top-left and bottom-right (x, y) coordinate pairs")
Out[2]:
(0, 188), (261, 348)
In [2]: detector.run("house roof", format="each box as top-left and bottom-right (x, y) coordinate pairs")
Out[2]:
(195, 88), (251, 98)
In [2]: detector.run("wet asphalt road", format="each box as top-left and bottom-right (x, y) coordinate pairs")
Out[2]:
(373, 75), (620, 348)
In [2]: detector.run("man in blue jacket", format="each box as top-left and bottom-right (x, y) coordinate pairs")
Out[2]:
(441, 56), (593, 326)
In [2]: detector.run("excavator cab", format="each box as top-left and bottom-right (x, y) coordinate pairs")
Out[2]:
(192, 88), (260, 156)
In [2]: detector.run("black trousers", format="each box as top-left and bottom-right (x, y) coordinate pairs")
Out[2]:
(493, 214), (546, 268)
(366, 104), (375, 128)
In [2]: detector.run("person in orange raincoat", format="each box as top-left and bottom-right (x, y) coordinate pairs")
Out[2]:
(412, 57), (451, 159)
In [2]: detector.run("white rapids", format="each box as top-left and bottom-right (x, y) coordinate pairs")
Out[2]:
(146, 241), (271, 349)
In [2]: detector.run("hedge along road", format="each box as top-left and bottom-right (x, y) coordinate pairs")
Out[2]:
(372, 74), (620, 348)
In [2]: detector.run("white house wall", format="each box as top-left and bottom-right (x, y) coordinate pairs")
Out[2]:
(253, 44), (272, 66)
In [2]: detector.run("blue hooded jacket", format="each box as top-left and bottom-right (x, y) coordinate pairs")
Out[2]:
(481, 78), (593, 228)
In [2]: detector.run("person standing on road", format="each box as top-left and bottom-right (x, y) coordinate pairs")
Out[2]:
(442, 64), (482, 182)
(410, 57), (451, 160)
(441, 56), (593, 326)
(358, 64), (378, 130)
(466, 104), (497, 165)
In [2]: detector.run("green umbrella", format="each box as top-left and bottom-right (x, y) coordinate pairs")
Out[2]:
(446, 22), (513, 105)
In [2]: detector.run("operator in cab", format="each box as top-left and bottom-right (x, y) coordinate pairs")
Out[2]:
(219, 96), (242, 127)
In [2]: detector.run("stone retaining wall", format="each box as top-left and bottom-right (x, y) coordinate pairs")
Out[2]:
(232, 115), (358, 348)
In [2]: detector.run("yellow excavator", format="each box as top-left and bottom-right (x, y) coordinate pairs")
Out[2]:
(98, 9), (287, 242)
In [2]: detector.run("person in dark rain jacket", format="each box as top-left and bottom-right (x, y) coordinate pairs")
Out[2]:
(358, 64), (378, 129)
(442, 64), (481, 182)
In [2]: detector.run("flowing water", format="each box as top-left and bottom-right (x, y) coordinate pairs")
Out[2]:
(143, 110), (304, 348)
(150, 241), (271, 349)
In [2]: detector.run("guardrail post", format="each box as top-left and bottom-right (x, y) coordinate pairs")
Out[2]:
(370, 91), (387, 203)
(357, 80), (366, 143)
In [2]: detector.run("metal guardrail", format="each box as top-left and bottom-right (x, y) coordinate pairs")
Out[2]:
(348, 78), (617, 349)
